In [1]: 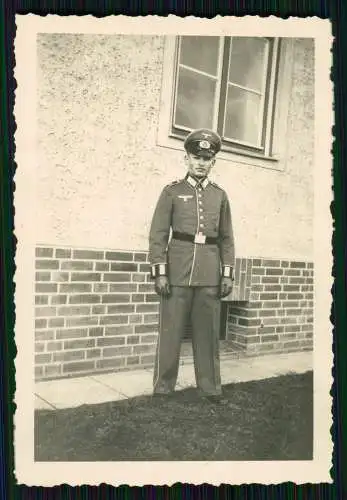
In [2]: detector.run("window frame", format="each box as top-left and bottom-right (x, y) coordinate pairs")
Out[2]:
(221, 36), (272, 151)
(172, 36), (225, 134)
(156, 35), (294, 172)
(171, 36), (280, 158)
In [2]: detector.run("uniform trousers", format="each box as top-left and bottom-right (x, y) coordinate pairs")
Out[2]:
(153, 286), (222, 396)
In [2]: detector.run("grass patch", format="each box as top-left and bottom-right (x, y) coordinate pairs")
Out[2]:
(35, 371), (313, 461)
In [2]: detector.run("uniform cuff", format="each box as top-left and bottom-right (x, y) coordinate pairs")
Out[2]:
(222, 266), (234, 280)
(150, 263), (168, 279)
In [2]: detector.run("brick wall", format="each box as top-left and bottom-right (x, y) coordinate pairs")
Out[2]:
(34, 247), (159, 380)
(227, 258), (314, 355)
(34, 247), (313, 380)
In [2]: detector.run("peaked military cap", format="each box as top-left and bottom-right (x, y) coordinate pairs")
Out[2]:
(184, 128), (222, 158)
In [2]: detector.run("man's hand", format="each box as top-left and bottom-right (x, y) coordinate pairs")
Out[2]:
(154, 276), (171, 297)
(220, 277), (233, 298)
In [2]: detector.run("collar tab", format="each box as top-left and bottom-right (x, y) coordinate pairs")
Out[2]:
(186, 175), (209, 189)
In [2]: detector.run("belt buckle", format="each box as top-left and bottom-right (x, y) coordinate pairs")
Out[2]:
(194, 232), (206, 244)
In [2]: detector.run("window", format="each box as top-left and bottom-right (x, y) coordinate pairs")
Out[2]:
(170, 36), (280, 157)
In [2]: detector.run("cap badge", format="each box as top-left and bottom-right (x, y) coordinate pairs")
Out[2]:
(199, 140), (210, 149)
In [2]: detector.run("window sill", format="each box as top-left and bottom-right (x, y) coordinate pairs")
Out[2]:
(156, 133), (284, 172)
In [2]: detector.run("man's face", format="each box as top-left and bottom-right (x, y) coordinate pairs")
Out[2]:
(185, 153), (216, 178)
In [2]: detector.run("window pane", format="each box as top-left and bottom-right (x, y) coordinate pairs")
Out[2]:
(228, 37), (269, 92)
(180, 36), (220, 76)
(224, 85), (262, 145)
(175, 67), (216, 130)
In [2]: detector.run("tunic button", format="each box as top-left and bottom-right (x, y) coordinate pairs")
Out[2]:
(199, 208), (203, 212)
(200, 216), (204, 220)
(200, 224), (204, 228)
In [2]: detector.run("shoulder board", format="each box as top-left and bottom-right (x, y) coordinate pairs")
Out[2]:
(166, 179), (182, 187)
(210, 181), (223, 191)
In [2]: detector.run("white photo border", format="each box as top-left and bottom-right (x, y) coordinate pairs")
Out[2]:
(13, 14), (333, 486)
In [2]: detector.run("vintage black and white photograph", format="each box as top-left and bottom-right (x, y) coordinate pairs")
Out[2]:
(14, 15), (333, 486)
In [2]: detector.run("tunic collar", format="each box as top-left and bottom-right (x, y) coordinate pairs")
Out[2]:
(186, 175), (209, 190)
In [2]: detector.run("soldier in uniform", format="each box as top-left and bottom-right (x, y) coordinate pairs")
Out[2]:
(148, 128), (235, 402)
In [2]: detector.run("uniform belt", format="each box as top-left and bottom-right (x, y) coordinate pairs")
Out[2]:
(172, 231), (218, 245)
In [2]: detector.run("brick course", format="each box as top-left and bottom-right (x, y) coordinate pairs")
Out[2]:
(34, 247), (313, 380)
(227, 258), (314, 355)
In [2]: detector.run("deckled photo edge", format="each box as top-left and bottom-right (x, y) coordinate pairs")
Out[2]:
(13, 14), (334, 486)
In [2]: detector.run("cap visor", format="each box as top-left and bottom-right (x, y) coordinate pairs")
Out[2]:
(198, 151), (215, 159)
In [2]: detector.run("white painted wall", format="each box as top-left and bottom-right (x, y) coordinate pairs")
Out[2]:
(36, 34), (314, 260)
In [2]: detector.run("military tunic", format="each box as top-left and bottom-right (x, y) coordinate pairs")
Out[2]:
(149, 175), (235, 283)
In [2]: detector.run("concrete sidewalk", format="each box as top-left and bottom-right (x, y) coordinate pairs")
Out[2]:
(35, 351), (313, 411)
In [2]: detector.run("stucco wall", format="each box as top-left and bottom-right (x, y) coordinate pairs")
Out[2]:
(36, 34), (314, 260)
